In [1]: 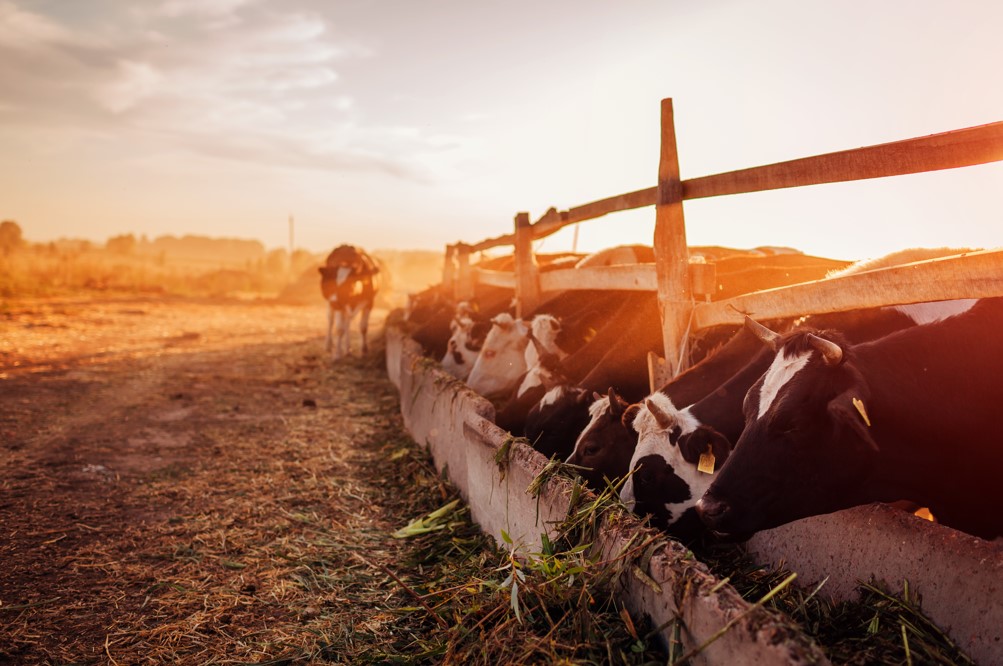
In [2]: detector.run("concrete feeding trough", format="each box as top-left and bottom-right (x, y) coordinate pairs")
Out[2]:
(387, 320), (1003, 665)
(386, 322), (829, 665)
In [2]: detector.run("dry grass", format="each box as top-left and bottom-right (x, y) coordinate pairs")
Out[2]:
(0, 299), (664, 665)
(1, 294), (976, 665)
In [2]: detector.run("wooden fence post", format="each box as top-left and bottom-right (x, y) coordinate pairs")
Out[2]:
(455, 243), (475, 302)
(513, 212), (540, 317)
(442, 244), (457, 298)
(653, 98), (693, 377)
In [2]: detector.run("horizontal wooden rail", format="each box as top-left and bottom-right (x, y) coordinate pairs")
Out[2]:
(472, 268), (516, 289)
(531, 189), (659, 241)
(516, 120), (1003, 246)
(539, 264), (657, 293)
(684, 121), (1003, 200)
(461, 234), (516, 254)
(692, 248), (1003, 329)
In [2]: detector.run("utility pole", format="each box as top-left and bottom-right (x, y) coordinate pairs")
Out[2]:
(288, 214), (294, 282)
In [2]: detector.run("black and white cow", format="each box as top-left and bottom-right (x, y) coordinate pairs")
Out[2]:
(440, 303), (494, 381)
(600, 298), (977, 539)
(697, 297), (1003, 541)
(319, 245), (380, 359)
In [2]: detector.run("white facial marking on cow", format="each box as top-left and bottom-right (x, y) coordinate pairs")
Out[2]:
(622, 393), (703, 516)
(629, 393), (698, 440)
(335, 266), (352, 285)
(567, 396), (610, 462)
(441, 315), (479, 379)
(466, 314), (529, 398)
(516, 363), (547, 398)
(894, 298), (978, 325)
(539, 386), (567, 409)
(530, 314), (564, 358)
(757, 349), (811, 418)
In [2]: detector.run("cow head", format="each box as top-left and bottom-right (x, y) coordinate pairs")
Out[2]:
(516, 338), (567, 400)
(620, 393), (723, 539)
(527, 314), (566, 362)
(697, 317), (879, 536)
(466, 313), (530, 400)
(565, 388), (636, 492)
(440, 306), (493, 380)
(441, 315), (476, 379)
(524, 385), (593, 461)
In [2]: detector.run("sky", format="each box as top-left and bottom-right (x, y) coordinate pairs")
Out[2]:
(1, 0), (1001, 261)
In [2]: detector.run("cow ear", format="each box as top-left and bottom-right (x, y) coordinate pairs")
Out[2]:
(678, 426), (733, 467)
(491, 315), (511, 331)
(828, 391), (879, 453)
(622, 403), (642, 430)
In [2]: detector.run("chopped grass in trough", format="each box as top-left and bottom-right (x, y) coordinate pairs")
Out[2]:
(692, 536), (976, 665)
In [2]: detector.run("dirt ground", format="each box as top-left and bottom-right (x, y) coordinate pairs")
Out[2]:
(0, 295), (436, 664)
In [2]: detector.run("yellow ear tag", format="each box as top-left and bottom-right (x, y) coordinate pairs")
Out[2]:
(697, 444), (716, 475)
(583, 326), (597, 343)
(852, 397), (871, 427)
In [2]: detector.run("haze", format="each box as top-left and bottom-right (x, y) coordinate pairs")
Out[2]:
(2, 0), (1001, 261)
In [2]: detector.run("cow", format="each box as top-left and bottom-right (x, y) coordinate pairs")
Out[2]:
(439, 303), (495, 380)
(319, 245), (380, 359)
(696, 297), (1002, 541)
(407, 284), (513, 360)
(524, 384), (594, 460)
(583, 249), (977, 532)
(564, 322), (772, 492)
(465, 313), (531, 400)
(614, 299), (980, 537)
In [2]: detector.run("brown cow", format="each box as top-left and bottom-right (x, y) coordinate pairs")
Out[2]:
(319, 245), (380, 359)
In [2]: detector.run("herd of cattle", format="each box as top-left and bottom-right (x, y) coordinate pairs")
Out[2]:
(394, 243), (1003, 545)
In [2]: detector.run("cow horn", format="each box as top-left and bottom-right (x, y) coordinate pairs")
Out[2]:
(608, 388), (626, 416)
(744, 316), (782, 351)
(808, 334), (843, 366)
(644, 398), (675, 431)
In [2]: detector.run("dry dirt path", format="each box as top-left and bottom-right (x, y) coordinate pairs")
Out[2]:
(0, 296), (447, 664)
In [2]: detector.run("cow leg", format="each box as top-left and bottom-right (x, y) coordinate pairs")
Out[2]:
(359, 305), (372, 355)
(334, 308), (349, 359)
(325, 303), (335, 353)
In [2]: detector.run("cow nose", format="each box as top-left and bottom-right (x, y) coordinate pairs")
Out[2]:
(695, 495), (731, 527)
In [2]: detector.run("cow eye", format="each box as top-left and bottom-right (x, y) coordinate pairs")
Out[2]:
(482, 349), (497, 359)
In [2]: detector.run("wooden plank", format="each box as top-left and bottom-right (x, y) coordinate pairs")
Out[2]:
(473, 268), (516, 289)
(654, 98), (693, 376)
(539, 264), (657, 293)
(455, 245), (475, 301)
(466, 233), (515, 253)
(530, 188), (659, 241)
(683, 121), (1003, 200)
(692, 248), (1003, 329)
(513, 212), (541, 317)
(441, 244), (456, 296)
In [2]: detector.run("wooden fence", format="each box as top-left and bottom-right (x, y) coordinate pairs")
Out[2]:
(441, 98), (1003, 381)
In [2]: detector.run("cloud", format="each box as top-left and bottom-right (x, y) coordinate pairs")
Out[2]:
(156, 0), (255, 19)
(0, 1), (461, 184)
(0, 1), (83, 50)
(96, 60), (164, 113)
